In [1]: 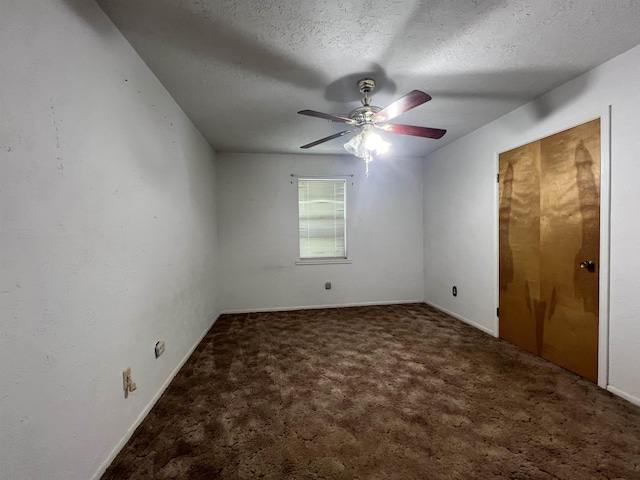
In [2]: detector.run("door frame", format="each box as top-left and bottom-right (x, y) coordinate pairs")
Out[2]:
(493, 107), (612, 388)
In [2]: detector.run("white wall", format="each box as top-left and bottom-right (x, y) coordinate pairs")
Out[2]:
(217, 153), (424, 312)
(0, 2), (219, 479)
(423, 45), (640, 404)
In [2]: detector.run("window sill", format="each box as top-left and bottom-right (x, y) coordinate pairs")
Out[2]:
(295, 259), (352, 266)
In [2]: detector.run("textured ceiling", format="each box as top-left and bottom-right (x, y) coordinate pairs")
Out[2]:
(93, 0), (640, 157)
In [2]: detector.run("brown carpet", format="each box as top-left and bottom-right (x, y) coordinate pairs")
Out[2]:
(102, 304), (640, 479)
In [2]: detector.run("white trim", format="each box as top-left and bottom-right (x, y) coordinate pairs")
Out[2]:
(90, 312), (222, 480)
(295, 259), (352, 265)
(220, 299), (424, 315)
(607, 385), (640, 408)
(494, 113), (612, 388)
(297, 177), (348, 261)
(597, 107), (612, 389)
(493, 152), (501, 337)
(424, 301), (495, 336)
(290, 174), (354, 178)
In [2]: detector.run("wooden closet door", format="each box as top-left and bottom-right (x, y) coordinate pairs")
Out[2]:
(499, 119), (600, 382)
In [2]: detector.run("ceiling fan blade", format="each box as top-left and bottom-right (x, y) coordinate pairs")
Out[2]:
(376, 123), (446, 139)
(300, 130), (354, 149)
(374, 90), (432, 122)
(298, 110), (355, 124)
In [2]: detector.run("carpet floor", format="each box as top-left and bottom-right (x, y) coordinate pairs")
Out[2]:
(102, 304), (640, 479)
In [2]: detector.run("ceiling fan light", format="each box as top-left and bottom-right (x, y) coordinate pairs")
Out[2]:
(363, 131), (380, 150)
(344, 129), (390, 159)
(376, 141), (390, 155)
(344, 134), (366, 157)
(364, 131), (390, 155)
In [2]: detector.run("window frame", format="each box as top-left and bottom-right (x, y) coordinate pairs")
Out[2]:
(296, 177), (351, 265)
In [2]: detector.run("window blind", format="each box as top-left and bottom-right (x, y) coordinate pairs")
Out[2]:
(298, 178), (347, 259)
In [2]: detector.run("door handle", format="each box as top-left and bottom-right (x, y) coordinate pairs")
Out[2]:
(580, 260), (596, 272)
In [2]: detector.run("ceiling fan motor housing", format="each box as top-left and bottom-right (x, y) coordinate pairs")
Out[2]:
(348, 105), (382, 126)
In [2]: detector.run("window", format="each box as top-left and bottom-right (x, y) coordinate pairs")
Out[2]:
(298, 178), (347, 261)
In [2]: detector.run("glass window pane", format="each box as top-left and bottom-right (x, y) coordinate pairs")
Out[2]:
(298, 179), (347, 259)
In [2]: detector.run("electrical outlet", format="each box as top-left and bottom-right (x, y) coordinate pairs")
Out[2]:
(452, 286), (457, 297)
(123, 367), (131, 393)
(325, 282), (331, 290)
(155, 341), (165, 358)
(123, 367), (137, 398)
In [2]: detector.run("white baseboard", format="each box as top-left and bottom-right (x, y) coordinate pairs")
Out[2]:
(607, 385), (640, 408)
(220, 299), (424, 315)
(424, 301), (496, 337)
(91, 312), (221, 480)
(221, 301), (495, 342)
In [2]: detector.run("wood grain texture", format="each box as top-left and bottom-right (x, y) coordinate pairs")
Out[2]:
(539, 119), (600, 381)
(499, 142), (541, 355)
(499, 119), (600, 382)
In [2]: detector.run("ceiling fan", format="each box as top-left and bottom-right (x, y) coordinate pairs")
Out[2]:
(298, 78), (446, 172)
